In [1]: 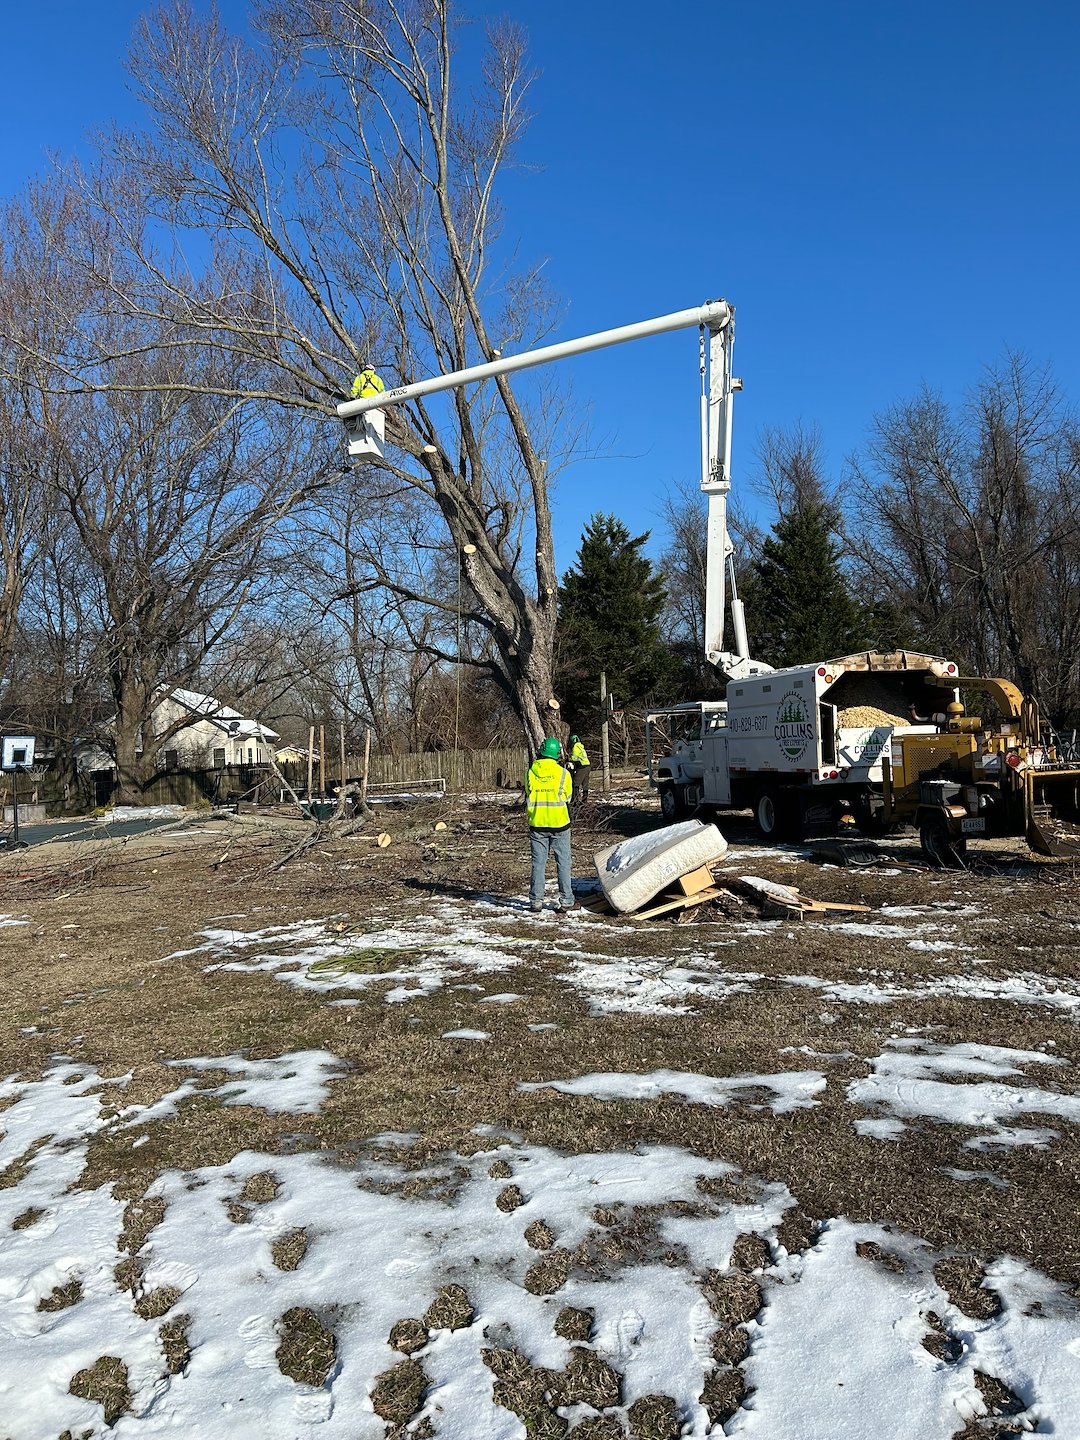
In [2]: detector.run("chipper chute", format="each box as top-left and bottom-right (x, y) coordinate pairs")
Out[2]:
(1024, 768), (1080, 857)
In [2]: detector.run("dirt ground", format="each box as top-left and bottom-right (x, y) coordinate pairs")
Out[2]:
(2, 782), (1079, 1433)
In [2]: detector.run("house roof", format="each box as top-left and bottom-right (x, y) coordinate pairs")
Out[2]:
(167, 688), (280, 741)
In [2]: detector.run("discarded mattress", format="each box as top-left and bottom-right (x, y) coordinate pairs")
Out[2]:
(593, 819), (728, 914)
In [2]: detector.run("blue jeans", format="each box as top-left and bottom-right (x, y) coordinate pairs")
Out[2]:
(529, 828), (573, 909)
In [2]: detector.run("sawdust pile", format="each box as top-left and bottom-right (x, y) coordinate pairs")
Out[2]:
(838, 704), (909, 728)
(834, 676), (913, 729)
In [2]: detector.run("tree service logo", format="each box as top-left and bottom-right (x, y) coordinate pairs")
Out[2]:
(775, 691), (813, 762)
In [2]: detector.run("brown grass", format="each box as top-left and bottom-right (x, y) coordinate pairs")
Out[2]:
(160, 1314), (192, 1374)
(550, 1347), (622, 1408)
(389, 1316), (429, 1354)
(495, 1183), (525, 1212)
(275, 1306), (336, 1386)
(370, 1357), (428, 1424)
(524, 1248), (573, 1296)
(525, 1219), (555, 1250)
(728, 1232), (771, 1271)
(933, 1256), (1002, 1319)
(135, 1285), (182, 1320)
(240, 1170), (280, 1204)
(626, 1393), (680, 1440)
(11, 1205), (45, 1230)
(270, 1227), (309, 1272)
(700, 1366), (747, 1426)
(554, 1306), (594, 1342)
(69, 1356), (131, 1426)
(38, 1277), (83, 1312)
(855, 1239), (907, 1274)
(422, 1284), (473, 1331)
(0, 798), (1077, 1387)
(701, 1272), (762, 1325)
(567, 1420), (625, 1439)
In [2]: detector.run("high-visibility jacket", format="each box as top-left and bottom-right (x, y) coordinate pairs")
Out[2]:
(570, 740), (590, 767)
(351, 367), (385, 399)
(526, 756), (572, 831)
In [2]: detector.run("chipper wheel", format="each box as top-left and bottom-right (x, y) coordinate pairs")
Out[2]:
(919, 813), (967, 869)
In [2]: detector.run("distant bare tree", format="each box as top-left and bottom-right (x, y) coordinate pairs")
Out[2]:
(850, 354), (1080, 723)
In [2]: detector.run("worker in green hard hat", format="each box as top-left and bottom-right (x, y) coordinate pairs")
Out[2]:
(567, 733), (591, 816)
(525, 736), (575, 914)
(351, 362), (385, 399)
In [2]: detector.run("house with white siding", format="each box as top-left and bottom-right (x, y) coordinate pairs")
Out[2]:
(152, 689), (279, 769)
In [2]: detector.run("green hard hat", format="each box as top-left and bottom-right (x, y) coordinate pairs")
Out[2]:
(570, 734), (579, 744)
(540, 737), (561, 759)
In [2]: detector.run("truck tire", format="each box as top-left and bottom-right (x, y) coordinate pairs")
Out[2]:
(659, 783), (687, 822)
(919, 813), (967, 869)
(754, 788), (781, 840)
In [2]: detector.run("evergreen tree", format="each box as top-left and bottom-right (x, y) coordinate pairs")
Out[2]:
(749, 500), (863, 668)
(556, 514), (676, 730)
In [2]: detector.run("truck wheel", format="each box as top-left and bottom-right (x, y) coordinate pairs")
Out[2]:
(919, 814), (967, 869)
(754, 789), (781, 840)
(659, 784), (687, 822)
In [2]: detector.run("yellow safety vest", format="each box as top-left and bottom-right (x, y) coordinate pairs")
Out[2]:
(570, 741), (590, 767)
(351, 368), (385, 399)
(526, 757), (572, 831)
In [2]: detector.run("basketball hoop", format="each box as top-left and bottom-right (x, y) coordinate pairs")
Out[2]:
(610, 709), (625, 722)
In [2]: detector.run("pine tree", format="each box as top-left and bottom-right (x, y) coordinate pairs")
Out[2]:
(556, 514), (676, 730)
(749, 501), (863, 668)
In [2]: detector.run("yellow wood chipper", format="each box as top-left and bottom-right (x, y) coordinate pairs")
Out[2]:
(883, 676), (1080, 866)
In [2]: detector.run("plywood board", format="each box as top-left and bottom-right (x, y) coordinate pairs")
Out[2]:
(675, 864), (716, 896)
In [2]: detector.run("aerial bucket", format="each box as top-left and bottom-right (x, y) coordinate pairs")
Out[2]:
(344, 408), (386, 459)
(1025, 768), (1080, 857)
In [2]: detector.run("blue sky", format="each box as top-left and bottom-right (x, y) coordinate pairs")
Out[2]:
(3, 2), (1078, 570)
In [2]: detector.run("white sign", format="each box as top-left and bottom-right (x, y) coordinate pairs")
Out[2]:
(1, 736), (36, 771)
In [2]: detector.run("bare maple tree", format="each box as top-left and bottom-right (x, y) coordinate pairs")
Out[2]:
(59, 0), (566, 748)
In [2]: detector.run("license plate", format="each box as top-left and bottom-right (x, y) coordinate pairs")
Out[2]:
(961, 817), (986, 834)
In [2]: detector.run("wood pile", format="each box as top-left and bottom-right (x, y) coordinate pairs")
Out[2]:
(580, 864), (870, 922)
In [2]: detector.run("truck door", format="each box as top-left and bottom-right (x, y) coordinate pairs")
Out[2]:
(703, 714), (731, 805)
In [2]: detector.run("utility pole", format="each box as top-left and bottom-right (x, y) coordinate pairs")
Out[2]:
(600, 671), (611, 797)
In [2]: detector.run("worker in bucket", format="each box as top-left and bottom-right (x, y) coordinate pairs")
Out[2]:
(351, 361), (385, 399)
(525, 737), (576, 914)
(567, 733), (591, 815)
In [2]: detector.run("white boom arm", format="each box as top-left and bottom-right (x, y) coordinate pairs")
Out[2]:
(700, 322), (772, 679)
(336, 299), (766, 680)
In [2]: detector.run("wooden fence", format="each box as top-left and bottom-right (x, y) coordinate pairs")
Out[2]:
(14, 745), (530, 815)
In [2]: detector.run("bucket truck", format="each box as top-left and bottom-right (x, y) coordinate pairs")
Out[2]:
(337, 302), (1080, 865)
(642, 329), (1080, 864)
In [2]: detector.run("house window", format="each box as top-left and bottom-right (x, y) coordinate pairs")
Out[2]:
(247, 747), (254, 765)
(213, 748), (226, 769)
(164, 750), (179, 772)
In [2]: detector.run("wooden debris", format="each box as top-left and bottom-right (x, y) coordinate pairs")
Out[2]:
(633, 887), (723, 921)
(351, 832), (392, 848)
(675, 864), (716, 897)
(721, 875), (870, 922)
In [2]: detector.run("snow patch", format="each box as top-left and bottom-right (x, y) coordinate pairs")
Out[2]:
(848, 1040), (1080, 1147)
(520, 1068), (826, 1114)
